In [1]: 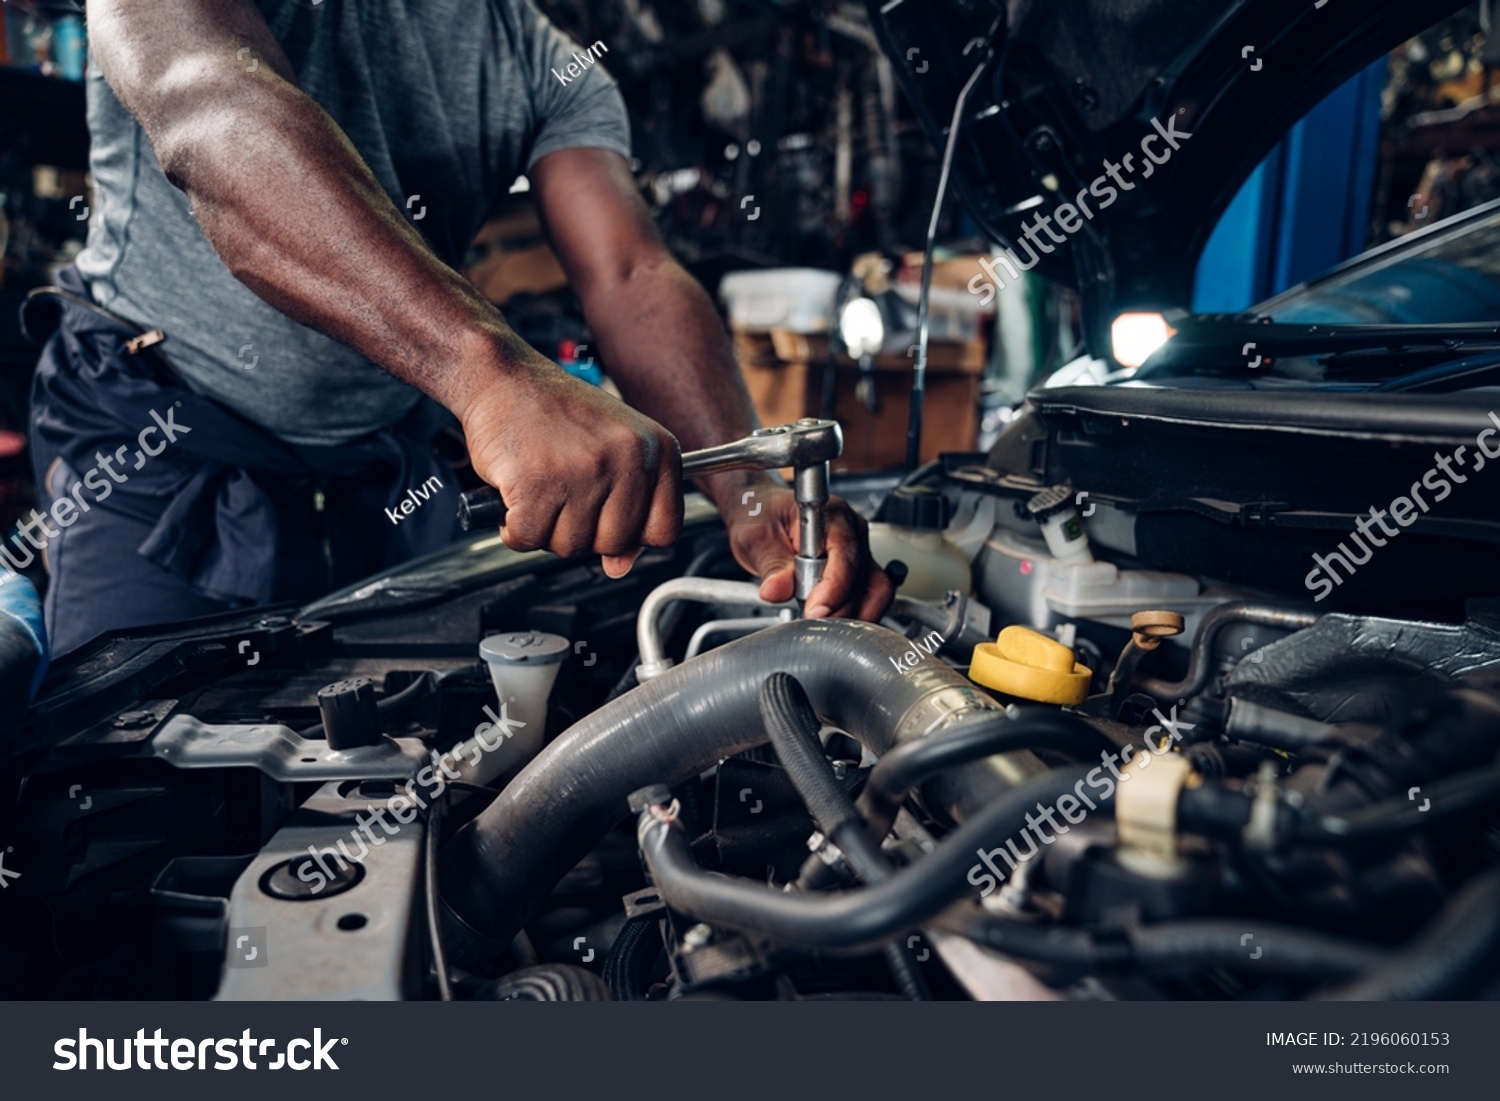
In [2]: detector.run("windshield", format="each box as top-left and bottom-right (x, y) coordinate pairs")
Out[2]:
(1264, 202), (1500, 326)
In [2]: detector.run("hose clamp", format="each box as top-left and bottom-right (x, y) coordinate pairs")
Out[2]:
(1115, 754), (1197, 878)
(1242, 761), (1282, 853)
(635, 798), (681, 848)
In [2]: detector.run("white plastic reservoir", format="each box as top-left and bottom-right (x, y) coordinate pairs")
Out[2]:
(454, 631), (570, 785)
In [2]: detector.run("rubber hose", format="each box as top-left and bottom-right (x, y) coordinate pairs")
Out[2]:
(962, 916), (1383, 979)
(1318, 866), (1500, 1000)
(882, 942), (931, 1002)
(1304, 764), (1500, 844)
(792, 708), (1112, 895)
(441, 619), (1035, 958)
(759, 673), (929, 998)
(1127, 921), (1383, 979)
(759, 673), (864, 838)
(602, 915), (662, 1002)
(858, 709), (1117, 840)
(637, 767), (1095, 950)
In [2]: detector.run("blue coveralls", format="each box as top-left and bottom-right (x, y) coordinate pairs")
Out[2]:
(20, 268), (466, 656)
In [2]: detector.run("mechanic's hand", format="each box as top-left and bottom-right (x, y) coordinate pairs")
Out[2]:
(460, 356), (682, 576)
(722, 481), (894, 621)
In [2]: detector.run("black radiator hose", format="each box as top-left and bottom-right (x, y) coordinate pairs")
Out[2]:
(634, 767), (1097, 950)
(791, 705), (1114, 894)
(1318, 866), (1500, 1000)
(602, 915), (662, 1002)
(759, 673), (888, 877)
(759, 673), (869, 842)
(959, 915), (1383, 980)
(857, 708), (1118, 840)
(440, 619), (1039, 958)
(759, 673), (930, 999)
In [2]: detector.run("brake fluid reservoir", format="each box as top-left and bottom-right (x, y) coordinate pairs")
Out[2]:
(456, 631), (569, 785)
(868, 486), (972, 601)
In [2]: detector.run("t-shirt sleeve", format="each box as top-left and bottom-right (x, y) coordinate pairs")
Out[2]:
(515, 0), (632, 170)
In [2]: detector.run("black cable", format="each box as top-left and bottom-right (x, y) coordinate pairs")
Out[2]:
(637, 767), (1096, 950)
(425, 775), (548, 1000)
(425, 794), (452, 1001)
(367, 667), (444, 714)
(907, 20), (1002, 471)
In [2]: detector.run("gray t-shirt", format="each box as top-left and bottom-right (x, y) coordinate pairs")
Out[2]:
(76, 0), (629, 445)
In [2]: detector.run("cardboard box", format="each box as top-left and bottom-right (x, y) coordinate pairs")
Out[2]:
(735, 331), (983, 473)
(465, 208), (568, 305)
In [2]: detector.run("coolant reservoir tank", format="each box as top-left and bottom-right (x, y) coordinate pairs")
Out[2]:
(868, 487), (972, 601)
(456, 631), (570, 784)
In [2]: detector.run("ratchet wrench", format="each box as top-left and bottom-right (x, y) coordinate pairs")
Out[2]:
(456, 418), (842, 600)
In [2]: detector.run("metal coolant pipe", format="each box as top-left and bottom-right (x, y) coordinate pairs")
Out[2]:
(440, 618), (1044, 956)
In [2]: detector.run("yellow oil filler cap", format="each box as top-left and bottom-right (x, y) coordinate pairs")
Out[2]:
(970, 626), (1092, 706)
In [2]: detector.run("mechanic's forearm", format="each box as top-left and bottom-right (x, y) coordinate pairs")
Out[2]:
(90, 3), (527, 421)
(585, 258), (778, 506)
(188, 86), (521, 414)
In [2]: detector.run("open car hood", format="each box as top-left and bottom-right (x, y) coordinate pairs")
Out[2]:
(867, 0), (1470, 354)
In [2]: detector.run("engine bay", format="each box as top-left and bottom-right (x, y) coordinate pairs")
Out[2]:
(8, 400), (1500, 1003)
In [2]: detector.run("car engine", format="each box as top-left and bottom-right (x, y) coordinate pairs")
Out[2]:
(5, 397), (1500, 1003)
